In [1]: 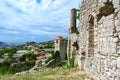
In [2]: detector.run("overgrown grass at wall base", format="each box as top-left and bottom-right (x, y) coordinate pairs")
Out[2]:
(0, 66), (86, 80)
(67, 52), (75, 68)
(57, 62), (66, 67)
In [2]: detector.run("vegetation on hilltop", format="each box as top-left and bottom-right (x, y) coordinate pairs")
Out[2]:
(0, 48), (17, 57)
(19, 52), (39, 62)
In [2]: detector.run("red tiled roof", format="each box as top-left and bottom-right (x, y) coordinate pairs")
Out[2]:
(56, 36), (63, 40)
(36, 56), (46, 60)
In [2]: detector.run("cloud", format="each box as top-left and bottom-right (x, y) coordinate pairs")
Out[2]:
(0, 0), (81, 43)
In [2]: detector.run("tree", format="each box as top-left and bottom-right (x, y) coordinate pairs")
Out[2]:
(19, 52), (38, 62)
(0, 48), (17, 57)
(2, 60), (11, 66)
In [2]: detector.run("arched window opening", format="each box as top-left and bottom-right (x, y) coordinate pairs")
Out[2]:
(88, 14), (94, 57)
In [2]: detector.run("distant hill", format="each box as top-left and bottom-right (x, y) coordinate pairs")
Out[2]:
(14, 40), (55, 50)
(0, 42), (16, 48)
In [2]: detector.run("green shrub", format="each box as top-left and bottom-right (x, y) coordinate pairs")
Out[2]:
(45, 51), (60, 64)
(0, 48), (17, 57)
(57, 62), (66, 67)
(19, 52), (38, 62)
(76, 30), (79, 34)
(69, 56), (75, 68)
(0, 66), (10, 74)
(9, 61), (35, 73)
(52, 51), (60, 59)
(2, 60), (11, 66)
(0, 60), (11, 74)
(67, 52), (75, 68)
(45, 56), (53, 63)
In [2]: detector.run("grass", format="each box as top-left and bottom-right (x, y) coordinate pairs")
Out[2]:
(0, 66), (85, 80)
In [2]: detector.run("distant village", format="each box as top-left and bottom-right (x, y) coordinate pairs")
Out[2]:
(0, 41), (54, 64)
(0, 40), (57, 73)
(0, 36), (68, 74)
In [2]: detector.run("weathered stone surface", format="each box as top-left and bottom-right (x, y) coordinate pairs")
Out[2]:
(67, 0), (120, 80)
(112, 0), (120, 8)
(55, 36), (66, 61)
(115, 77), (120, 80)
(102, 0), (108, 3)
(117, 57), (120, 68)
(110, 60), (117, 67)
(113, 38), (119, 43)
(116, 26), (120, 32)
(69, 8), (77, 34)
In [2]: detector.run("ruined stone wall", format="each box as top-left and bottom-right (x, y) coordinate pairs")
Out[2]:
(67, 8), (78, 59)
(67, 33), (78, 58)
(76, 0), (120, 80)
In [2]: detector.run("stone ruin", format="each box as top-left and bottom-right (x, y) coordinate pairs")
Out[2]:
(67, 8), (78, 59)
(55, 36), (66, 61)
(45, 36), (66, 67)
(67, 0), (120, 80)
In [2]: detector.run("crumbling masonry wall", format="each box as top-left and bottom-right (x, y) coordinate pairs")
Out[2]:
(77, 0), (120, 80)
(67, 0), (120, 80)
(67, 8), (78, 59)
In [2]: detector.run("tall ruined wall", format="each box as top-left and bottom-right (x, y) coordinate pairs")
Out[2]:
(67, 33), (78, 58)
(77, 0), (120, 80)
(67, 8), (78, 59)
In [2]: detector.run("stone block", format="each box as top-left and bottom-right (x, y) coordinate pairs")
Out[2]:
(113, 69), (120, 77)
(113, 38), (119, 43)
(106, 14), (114, 20)
(102, 0), (108, 3)
(115, 19), (120, 26)
(114, 33), (118, 37)
(118, 12), (120, 18)
(116, 26), (120, 32)
(117, 57), (120, 68)
(109, 33), (113, 37)
(115, 7), (120, 13)
(115, 77), (120, 80)
(118, 52), (120, 55)
(110, 60), (117, 67)
(113, 0), (120, 8)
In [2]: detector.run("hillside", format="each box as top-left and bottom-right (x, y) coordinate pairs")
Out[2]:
(0, 42), (16, 48)
(14, 40), (54, 51)
(0, 67), (86, 80)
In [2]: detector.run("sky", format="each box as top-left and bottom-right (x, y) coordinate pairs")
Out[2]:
(0, 0), (81, 43)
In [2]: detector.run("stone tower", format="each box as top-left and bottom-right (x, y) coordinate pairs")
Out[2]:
(67, 8), (78, 60)
(69, 8), (77, 34)
(54, 36), (66, 61)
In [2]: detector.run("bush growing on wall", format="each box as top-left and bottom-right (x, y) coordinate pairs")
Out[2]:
(45, 51), (60, 63)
